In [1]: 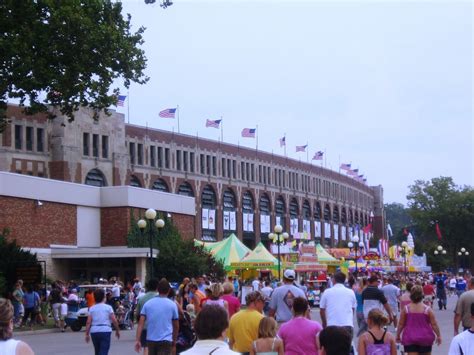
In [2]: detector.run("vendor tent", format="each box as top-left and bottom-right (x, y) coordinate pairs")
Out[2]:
(194, 234), (251, 271)
(316, 243), (340, 266)
(230, 242), (278, 269)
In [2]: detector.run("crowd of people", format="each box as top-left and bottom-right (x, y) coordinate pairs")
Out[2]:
(1, 270), (474, 354)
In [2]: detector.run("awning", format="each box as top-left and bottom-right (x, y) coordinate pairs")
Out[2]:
(50, 246), (158, 259)
(294, 263), (328, 272)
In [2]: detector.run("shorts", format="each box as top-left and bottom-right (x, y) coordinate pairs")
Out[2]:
(140, 329), (148, 347)
(52, 303), (62, 321)
(404, 344), (432, 353)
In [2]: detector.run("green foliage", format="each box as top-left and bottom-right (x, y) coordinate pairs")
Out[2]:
(127, 214), (225, 281)
(406, 177), (474, 272)
(0, 228), (38, 297)
(0, 0), (148, 131)
(384, 202), (413, 244)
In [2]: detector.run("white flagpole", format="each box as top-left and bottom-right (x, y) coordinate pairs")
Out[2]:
(324, 148), (327, 168)
(220, 116), (223, 142)
(177, 105), (180, 133)
(256, 124), (258, 151)
(284, 133), (287, 157)
(338, 155), (341, 173)
(127, 89), (130, 124)
(306, 141), (309, 163)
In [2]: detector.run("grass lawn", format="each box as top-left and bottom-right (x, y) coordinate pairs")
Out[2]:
(15, 317), (57, 332)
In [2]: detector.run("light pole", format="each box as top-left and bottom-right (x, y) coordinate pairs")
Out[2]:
(347, 234), (364, 275)
(269, 224), (289, 281)
(458, 248), (469, 271)
(400, 241), (409, 276)
(433, 245), (447, 272)
(138, 208), (165, 280)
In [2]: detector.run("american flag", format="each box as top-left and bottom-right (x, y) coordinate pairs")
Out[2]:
(241, 128), (256, 138)
(206, 119), (222, 128)
(348, 168), (359, 176)
(296, 144), (307, 152)
(117, 95), (127, 107)
(340, 163), (351, 170)
(312, 151), (323, 160)
(279, 136), (286, 147)
(159, 108), (176, 118)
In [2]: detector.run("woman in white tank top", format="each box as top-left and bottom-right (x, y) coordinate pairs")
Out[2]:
(0, 298), (34, 355)
(203, 283), (229, 314)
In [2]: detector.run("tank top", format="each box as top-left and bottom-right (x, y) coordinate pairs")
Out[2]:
(0, 339), (20, 354)
(204, 299), (226, 308)
(253, 337), (278, 355)
(366, 330), (391, 355)
(401, 305), (435, 346)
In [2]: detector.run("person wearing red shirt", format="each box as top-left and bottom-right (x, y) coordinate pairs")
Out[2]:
(222, 282), (241, 318)
(423, 281), (435, 307)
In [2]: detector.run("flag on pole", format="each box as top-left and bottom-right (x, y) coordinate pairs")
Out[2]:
(348, 168), (359, 176)
(387, 224), (393, 238)
(241, 128), (256, 138)
(279, 136), (286, 147)
(362, 223), (372, 234)
(205, 119), (222, 128)
(312, 151), (324, 160)
(296, 144), (307, 152)
(159, 108), (177, 118)
(340, 163), (351, 170)
(116, 95), (127, 107)
(435, 222), (442, 240)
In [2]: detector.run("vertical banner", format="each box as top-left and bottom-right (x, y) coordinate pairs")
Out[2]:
(341, 226), (347, 241)
(202, 208), (209, 229)
(230, 211), (236, 230)
(334, 225), (339, 241)
(314, 221), (321, 238)
(260, 214), (271, 233)
(208, 209), (216, 230)
(223, 211), (230, 230)
(265, 215), (271, 233)
(290, 218), (298, 236)
(243, 213), (248, 232)
(247, 213), (254, 232)
(276, 216), (281, 227)
(303, 220), (311, 234)
(324, 222), (331, 238)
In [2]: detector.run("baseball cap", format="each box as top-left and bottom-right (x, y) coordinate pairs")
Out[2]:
(283, 269), (296, 280)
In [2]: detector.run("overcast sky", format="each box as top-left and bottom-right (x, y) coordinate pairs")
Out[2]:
(118, 0), (473, 204)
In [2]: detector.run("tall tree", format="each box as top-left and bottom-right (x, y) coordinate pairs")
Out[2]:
(384, 202), (412, 244)
(0, 0), (148, 131)
(407, 177), (474, 272)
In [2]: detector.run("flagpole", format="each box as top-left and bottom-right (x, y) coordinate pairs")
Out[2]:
(127, 89), (130, 124)
(177, 104), (180, 133)
(338, 155), (341, 173)
(284, 133), (287, 157)
(306, 141), (309, 163)
(220, 116), (223, 142)
(256, 124), (258, 151)
(324, 148), (327, 168)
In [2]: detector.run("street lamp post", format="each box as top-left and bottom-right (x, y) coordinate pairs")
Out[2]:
(138, 208), (165, 280)
(400, 241), (409, 276)
(347, 235), (364, 275)
(269, 224), (289, 281)
(433, 245), (447, 272)
(458, 248), (469, 271)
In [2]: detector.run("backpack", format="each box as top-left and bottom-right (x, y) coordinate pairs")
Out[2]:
(436, 278), (444, 289)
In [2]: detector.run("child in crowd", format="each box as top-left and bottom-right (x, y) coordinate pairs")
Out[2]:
(358, 309), (397, 355)
(186, 304), (196, 325)
(250, 317), (284, 355)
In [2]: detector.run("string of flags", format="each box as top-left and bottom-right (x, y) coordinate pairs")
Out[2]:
(340, 163), (367, 184)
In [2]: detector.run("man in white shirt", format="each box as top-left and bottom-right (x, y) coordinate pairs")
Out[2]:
(252, 278), (261, 292)
(260, 281), (273, 315)
(449, 302), (474, 355)
(382, 277), (400, 328)
(320, 271), (357, 338)
(450, 276), (458, 295)
(67, 289), (79, 303)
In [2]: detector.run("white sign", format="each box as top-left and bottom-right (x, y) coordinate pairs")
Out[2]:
(341, 226), (347, 241)
(290, 218), (299, 236)
(208, 209), (216, 230)
(202, 208), (209, 229)
(303, 220), (311, 234)
(243, 213), (254, 232)
(223, 211), (230, 230)
(324, 222), (331, 238)
(230, 211), (236, 230)
(260, 214), (270, 233)
(314, 221), (321, 238)
(276, 216), (281, 227)
(334, 225), (339, 241)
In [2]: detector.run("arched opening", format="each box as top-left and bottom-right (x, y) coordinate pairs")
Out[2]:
(201, 185), (217, 241)
(151, 178), (169, 192)
(323, 204), (332, 245)
(302, 200), (311, 237)
(242, 191), (255, 249)
(85, 169), (107, 187)
(177, 182), (194, 197)
(275, 196), (286, 232)
(341, 207), (347, 241)
(223, 188), (237, 238)
(259, 193), (271, 245)
(129, 175), (142, 188)
(289, 198), (299, 237)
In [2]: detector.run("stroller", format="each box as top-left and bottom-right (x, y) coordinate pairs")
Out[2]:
(176, 310), (196, 353)
(115, 303), (133, 330)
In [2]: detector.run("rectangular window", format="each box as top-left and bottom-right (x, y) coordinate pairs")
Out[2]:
(183, 151), (188, 172)
(232, 160), (236, 179)
(200, 154), (205, 174)
(212, 156), (217, 176)
(92, 134), (99, 157)
(222, 158), (226, 177)
(158, 147), (163, 168)
(129, 142), (136, 164)
(245, 163), (250, 181)
(259, 166), (262, 183)
(206, 155), (211, 175)
(36, 128), (44, 152)
(101, 136), (108, 159)
(150, 146), (156, 167)
(190, 152), (195, 172)
(227, 159), (232, 179)
(83, 132), (89, 156)
(137, 144), (143, 165)
(26, 127), (33, 151)
(176, 150), (182, 171)
(165, 148), (170, 168)
(15, 125), (22, 150)
(241, 162), (245, 180)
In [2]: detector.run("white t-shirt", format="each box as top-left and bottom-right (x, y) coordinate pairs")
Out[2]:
(320, 283), (357, 327)
(252, 279), (260, 291)
(0, 339), (19, 354)
(448, 329), (474, 355)
(111, 285), (121, 298)
(89, 303), (114, 333)
(450, 278), (457, 288)
(261, 286), (273, 300)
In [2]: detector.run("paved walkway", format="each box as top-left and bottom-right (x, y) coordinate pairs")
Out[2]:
(17, 294), (460, 354)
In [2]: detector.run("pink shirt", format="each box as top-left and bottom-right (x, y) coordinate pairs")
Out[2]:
(278, 317), (322, 355)
(222, 294), (241, 318)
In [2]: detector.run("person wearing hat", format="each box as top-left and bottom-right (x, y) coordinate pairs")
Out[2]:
(268, 269), (306, 324)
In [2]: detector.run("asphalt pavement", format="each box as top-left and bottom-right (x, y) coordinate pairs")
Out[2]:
(17, 294), (459, 355)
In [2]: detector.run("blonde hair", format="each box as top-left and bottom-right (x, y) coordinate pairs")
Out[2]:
(367, 308), (389, 327)
(223, 282), (234, 295)
(258, 317), (277, 338)
(0, 298), (13, 340)
(186, 304), (195, 313)
(209, 283), (224, 299)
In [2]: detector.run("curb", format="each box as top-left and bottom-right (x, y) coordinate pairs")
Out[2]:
(16, 328), (72, 336)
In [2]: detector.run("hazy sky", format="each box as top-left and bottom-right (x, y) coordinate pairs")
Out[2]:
(117, 0), (473, 204)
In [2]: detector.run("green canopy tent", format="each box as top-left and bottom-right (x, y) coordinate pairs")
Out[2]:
(315, 243), (340, 266)
(230, 242), (278, 270)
